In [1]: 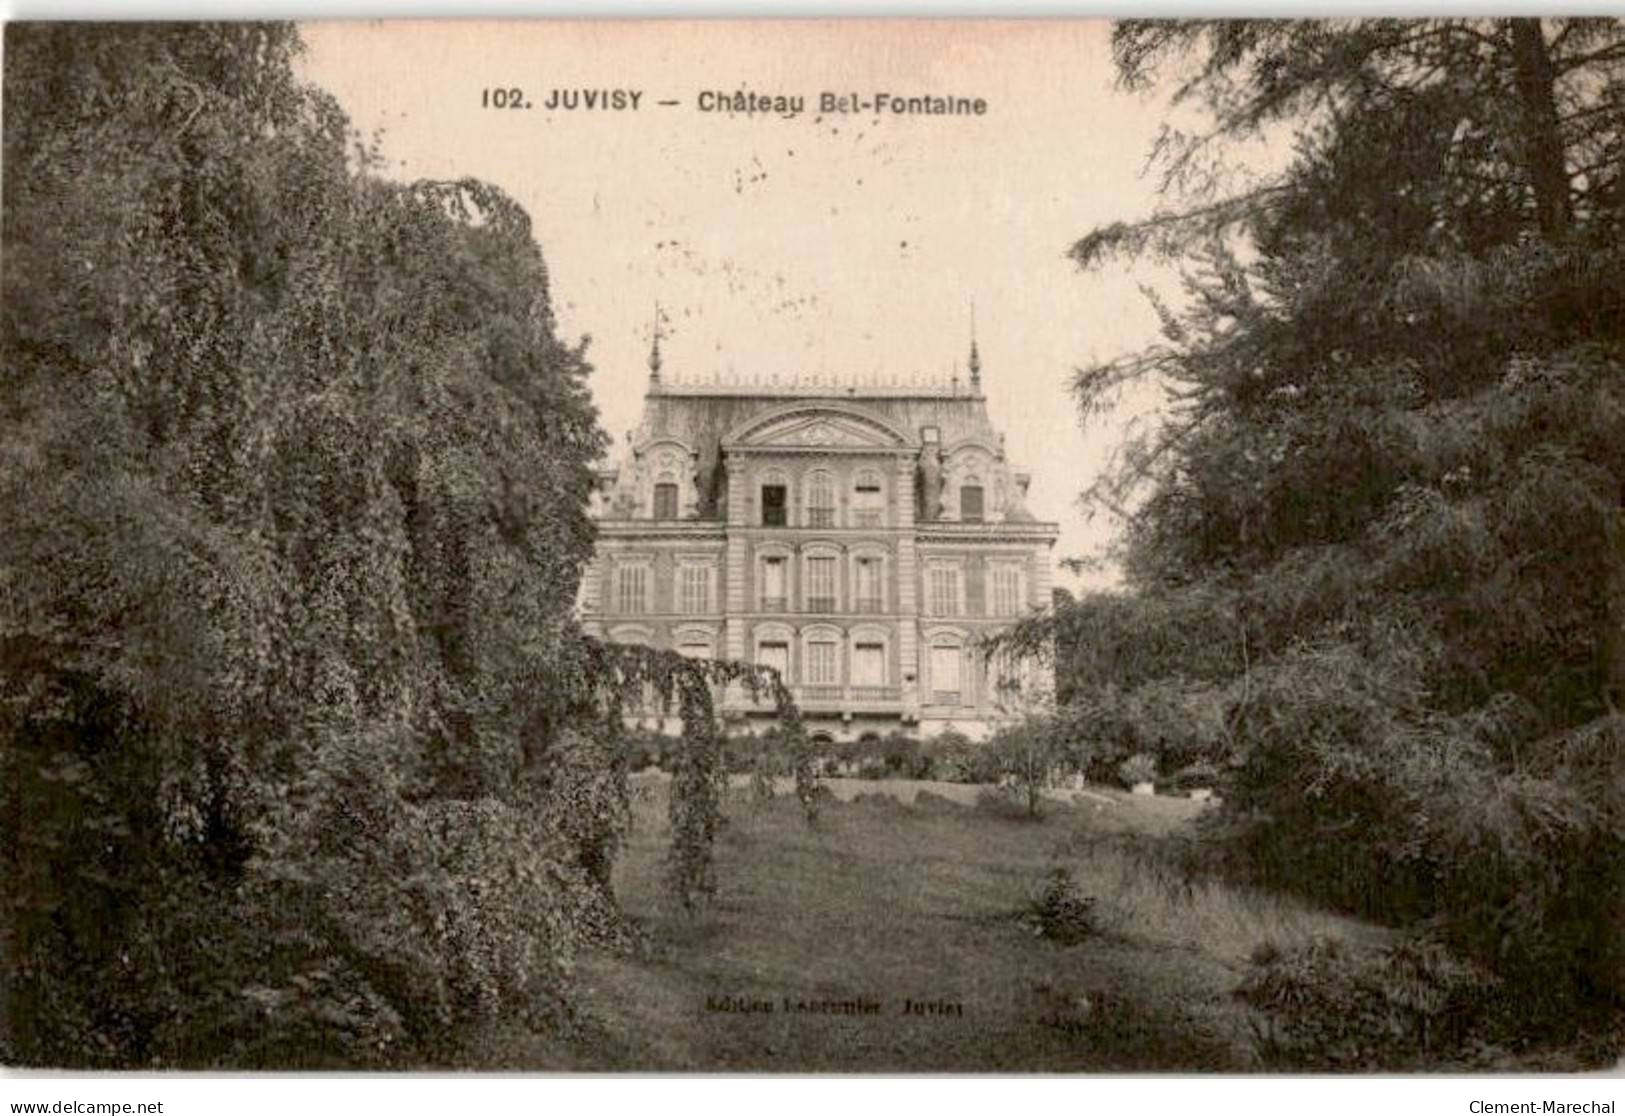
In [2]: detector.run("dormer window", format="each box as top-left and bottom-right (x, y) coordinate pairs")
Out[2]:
(960, 479), (984, 523)
(653, 482), (678, 520)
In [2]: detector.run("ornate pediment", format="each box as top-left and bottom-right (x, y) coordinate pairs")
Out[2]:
(726, 404), (910, 450)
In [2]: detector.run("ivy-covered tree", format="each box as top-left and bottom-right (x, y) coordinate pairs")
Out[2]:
(0, 23), (800, 1068)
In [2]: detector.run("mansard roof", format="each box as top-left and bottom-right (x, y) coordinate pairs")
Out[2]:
(632, 380), (1002, 478)
(723, 400), (913, 450)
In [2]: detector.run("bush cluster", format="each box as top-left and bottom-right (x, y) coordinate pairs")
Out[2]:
(1238, 937), (1502, 1070)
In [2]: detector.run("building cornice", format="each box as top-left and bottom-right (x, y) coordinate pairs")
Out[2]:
(650, 382), (984, 401)
(593, 519), (1059, 545)
(724, 444), (918, 458)
(595, 521), (728, 542)
(917, 522), (1059, 545)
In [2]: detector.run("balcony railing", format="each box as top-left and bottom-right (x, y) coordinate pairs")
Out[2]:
(931, 690), (962, 706)
(853, 596), (885, 614)
(761, 595), (788, 611)
(807, 508), (836, 528)
(852, 510), (884, 528)
(739, 684), (906, 709)
(805, 596), (836, 612)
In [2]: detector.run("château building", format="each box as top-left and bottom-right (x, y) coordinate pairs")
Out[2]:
(579, 334), (1058, 743)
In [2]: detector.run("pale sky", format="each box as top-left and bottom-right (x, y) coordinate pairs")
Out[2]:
(298, 20), (1189, 590)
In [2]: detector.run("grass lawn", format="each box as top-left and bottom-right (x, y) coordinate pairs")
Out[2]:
(525, 780), (1384, 1072)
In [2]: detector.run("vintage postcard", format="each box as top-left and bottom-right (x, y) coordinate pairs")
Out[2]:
(2, 17), (1622, 1086)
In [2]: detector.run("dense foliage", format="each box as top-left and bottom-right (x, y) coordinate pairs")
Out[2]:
(0, 23), (800, 1067)
(1010, 18), (1625, 1060)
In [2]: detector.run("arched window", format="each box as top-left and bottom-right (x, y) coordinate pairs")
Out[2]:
(673, 625), (717, 661)
(853, 470), (885, 528)
(754, 624), (793, 687)
(807, 470), (836, 527)
(852, 550), (885, 613)
(848, 625), (891, 699)
(929, 639), (964, 706)
(801, 624), (843, 690)
(757, 544), (791, 612)
(803, 546), (839, 613)
(759, 468), (789, 527)
(959, 476), (985, 523)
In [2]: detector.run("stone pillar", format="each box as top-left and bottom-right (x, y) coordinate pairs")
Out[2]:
(724, 451), (748, 672)
(1030, 542), (1054, 611)
(725, 537), (747, 661)
(578, 553), (602, 616)
(894, 454), (920, 719)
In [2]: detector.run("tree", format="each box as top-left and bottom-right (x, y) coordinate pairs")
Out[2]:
(1030, 18), (1625, 1051)
(0, 23), (804, 1067)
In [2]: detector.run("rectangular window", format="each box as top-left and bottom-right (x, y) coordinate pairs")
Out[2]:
(960, 485), (984, 523)
(854, 558), (882, 612)
(679, 564), (712, 613)
(761, 557), (787, 611)
(653, 482), (678, 520)
(992, 565), (1022, 616)
(805, 640), (838, 685)
(761, 484), (787, 527)
(930, 644), (961, 704)
(929, 565), (960, 616)
(616, 563), (647, 613)
(757, 640), (789, 679)
(805, 556), (836, 612)
(852, 642), (885, 686)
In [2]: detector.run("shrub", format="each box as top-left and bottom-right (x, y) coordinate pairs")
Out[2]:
(1020, 868), (1098, 944)
(923, 728), (1000, 784)
(622, 728), (668, 773)
(1118, 753), (1158, 787)
(856, 757), (890, 781)
(878, 731), (927, 778)
(974, 786), (1040, 822)
(1162, 761), (1222, 794)
(1223, 646), (1625, 1036)
(1237, 936), (1501, 1070)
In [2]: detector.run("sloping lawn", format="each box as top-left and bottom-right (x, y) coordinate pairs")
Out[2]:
(536, 782), (1381, 1072)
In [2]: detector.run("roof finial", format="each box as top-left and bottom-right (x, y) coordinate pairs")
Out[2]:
(647, 302), (663, 386)
(968, 300), (981, 393)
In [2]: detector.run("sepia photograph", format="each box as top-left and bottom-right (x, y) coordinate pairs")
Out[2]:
(1, 14), (1623, 1084)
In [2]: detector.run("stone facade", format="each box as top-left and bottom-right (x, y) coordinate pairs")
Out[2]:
(579, 343), (1058, 742)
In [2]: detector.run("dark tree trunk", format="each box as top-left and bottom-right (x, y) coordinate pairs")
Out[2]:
(1608, 508), (1625, 713)
(1508, 18), (1572, 243)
